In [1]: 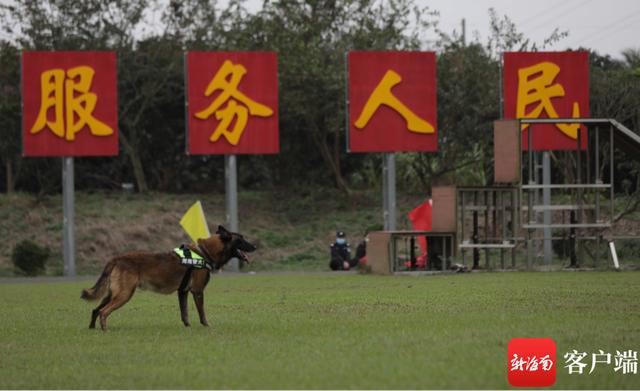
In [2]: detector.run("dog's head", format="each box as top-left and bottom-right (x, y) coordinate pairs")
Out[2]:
(197, 225), (257, 267)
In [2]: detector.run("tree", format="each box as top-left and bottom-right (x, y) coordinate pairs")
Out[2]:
(0, 41), (20, 192)
(239, 0), (437, 193)
(590, 49), (640, 222)
(0, 0), (171, 193)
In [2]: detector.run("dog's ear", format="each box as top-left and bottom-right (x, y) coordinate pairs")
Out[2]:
(217, 225), (231, 242)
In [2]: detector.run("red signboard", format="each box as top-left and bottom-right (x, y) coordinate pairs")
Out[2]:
(503, 51), (589, 150)
(22, 51), (118, 156)
(186, 51), (279, 155)
(348, 51), (437, 153)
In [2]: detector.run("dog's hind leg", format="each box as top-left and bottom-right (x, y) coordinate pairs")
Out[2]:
(178, 290), (190, 327)
(99, 285), (137, 331)
(191, 291), (209, 327)
(89, 293), (111, 329)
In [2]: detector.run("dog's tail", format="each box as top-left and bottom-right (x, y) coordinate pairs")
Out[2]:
(81, 261), (115, 301)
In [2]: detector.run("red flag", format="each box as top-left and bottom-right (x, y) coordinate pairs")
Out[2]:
(408, 199), (432, 266)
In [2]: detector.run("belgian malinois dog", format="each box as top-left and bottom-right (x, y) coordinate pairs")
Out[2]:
(81, 226), (256, 330)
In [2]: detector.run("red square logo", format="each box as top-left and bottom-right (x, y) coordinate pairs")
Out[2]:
(185, 51), (279, 155)
(22, 51), (119, 156)
(508, 338), (556, 387)
(348, 51), (437, 153)
(503, 51), (589, 151)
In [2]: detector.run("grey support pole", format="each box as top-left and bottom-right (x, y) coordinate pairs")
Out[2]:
(62, 157), (75, 277)
(225, 154), (239, 272)
(382, 153), (396, 231)
(543, 151), (552, 265)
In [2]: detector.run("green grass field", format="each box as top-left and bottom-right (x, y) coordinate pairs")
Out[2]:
(0, 272), (639, 389)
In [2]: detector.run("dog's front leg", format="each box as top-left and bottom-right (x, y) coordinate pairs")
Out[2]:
(191, 291), (209, 326)
(178, 290), (190, 327)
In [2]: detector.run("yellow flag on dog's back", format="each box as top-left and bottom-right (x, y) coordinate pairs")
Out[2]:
(180, 201), (211, 243)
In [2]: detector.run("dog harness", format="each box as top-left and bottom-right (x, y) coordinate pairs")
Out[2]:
(174, 246), (207, 268)
(175, 245), (216, 292)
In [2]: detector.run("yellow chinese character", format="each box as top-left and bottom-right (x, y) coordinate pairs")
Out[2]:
(30, 66), (113, 141)
(354, 69), (434, 134)
(516, 61), (580, 139)
(195, 60), (273, 145)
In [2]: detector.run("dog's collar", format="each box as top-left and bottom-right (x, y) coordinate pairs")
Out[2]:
(197, 244), (221, 272)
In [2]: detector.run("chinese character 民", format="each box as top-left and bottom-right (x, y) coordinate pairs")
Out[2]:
(30, 66), (113, 141)
(516, 61), (580, 140)
(195, 60), (273, 146)
(614, 350), (638, 375)
(564, 350), (589, 374)
(354, 69), (434, 134)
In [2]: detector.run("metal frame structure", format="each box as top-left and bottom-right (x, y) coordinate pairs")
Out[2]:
(389, 231), (456, 272)
(519, 118), (640, 268)
(365, 118), (640, 274)
(451, 118), (640, 271)
(457, 187), (518, 269)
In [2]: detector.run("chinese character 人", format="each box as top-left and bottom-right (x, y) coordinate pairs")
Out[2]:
(355, 69), (434, 134)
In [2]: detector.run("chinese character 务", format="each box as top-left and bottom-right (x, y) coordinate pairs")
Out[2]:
(354, 69), (434, 134)
(195, 60), (273, 146)
(30, 66), (113, 141)
(516, 61), (581, 140)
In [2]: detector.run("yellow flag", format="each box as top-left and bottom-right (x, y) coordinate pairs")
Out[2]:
(180, 201), (211, 243)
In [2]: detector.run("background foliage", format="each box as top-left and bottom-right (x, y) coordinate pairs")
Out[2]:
(0, 0), (638, 196)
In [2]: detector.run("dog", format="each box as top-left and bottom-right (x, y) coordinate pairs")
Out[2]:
(81, 225), (256, 330)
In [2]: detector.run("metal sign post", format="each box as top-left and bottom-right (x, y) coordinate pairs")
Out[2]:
(62, 157), (75, 276)
(225, 154), (239, 272)
(542, 151), (552, 265)
(383, 153), (397, 231)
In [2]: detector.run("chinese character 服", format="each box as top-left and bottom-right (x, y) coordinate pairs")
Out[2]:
(564, 350), (588, 374)
(354, 69), (434, 134)
(516, 61), (581, 139)
(30, 66), (113, 141)
(614, 350), (638, 374)
(195, 60), (273, 146)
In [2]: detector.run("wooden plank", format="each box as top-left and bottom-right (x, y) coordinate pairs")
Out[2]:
(367, 231), (391, 274)
(493, 120), (520, 184)
(432, 186), (457, 232)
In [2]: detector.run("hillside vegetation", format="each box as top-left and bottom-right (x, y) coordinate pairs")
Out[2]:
(0, 189), (425, 276)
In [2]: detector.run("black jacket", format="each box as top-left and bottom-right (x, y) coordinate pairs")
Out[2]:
(329, 242), (351, 270)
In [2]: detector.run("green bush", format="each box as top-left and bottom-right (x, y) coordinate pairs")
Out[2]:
(11, 240), (50, 276)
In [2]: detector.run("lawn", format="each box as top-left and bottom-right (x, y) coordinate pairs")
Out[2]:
(0, 272), (638, 389)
